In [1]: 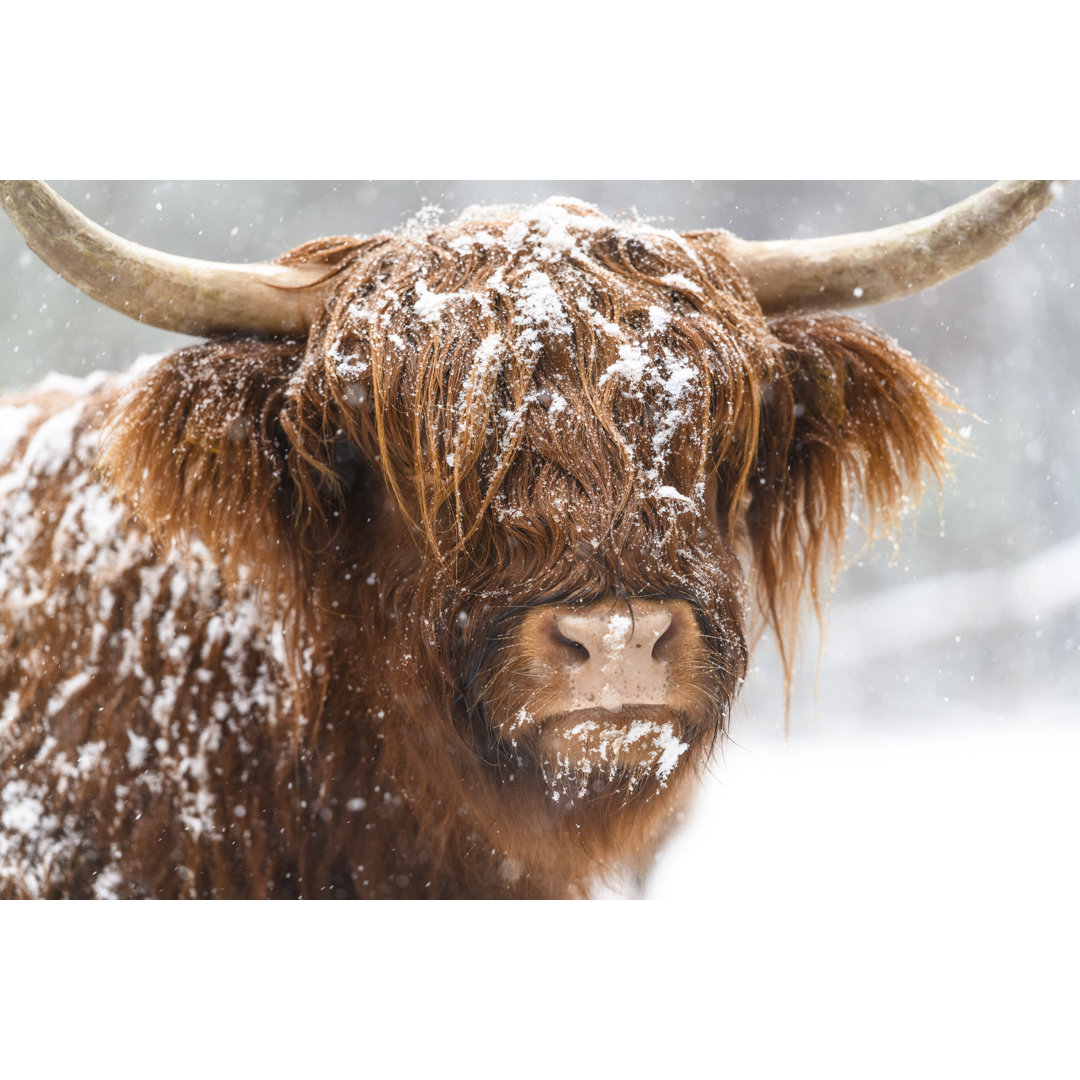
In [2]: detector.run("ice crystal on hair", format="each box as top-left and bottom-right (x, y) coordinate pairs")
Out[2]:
(515, 271), (570, 335)
(599, 343), (651, 387)
(660, 272), (703, 295)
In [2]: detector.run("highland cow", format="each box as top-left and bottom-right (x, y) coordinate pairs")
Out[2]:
(0, 181), (1059, 898)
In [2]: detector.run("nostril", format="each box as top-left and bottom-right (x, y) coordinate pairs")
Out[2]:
(651, 615), (683, 664)
(549, 623), (590, 665)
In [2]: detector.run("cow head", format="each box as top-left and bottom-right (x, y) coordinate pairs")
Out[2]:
(1, 182), (1058, 854)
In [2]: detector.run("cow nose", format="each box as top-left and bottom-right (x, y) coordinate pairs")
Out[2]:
(530, 598), (696, 712)
(553, 607), (672, 664)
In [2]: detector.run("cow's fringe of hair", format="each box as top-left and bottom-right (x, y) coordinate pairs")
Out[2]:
(289, 206), (764, 547)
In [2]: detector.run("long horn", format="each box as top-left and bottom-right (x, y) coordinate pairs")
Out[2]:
(0, 180), (334, 336)
(692, 181), (1062, 315)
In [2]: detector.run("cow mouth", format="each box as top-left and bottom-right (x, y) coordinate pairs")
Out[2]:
(493, 703), (700, 804)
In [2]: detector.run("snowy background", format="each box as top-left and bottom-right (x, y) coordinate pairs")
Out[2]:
(1, 182), (1077, 911)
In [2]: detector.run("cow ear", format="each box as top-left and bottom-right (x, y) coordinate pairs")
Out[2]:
(746, 312), (954, 665)
(99, 337), (315, 584)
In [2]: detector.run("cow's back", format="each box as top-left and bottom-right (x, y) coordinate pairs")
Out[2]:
(0, 372), (297, 898)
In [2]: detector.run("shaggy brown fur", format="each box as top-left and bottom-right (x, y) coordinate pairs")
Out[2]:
(0, 199), (950, 898)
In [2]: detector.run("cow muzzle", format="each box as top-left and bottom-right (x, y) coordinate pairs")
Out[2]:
(475, 594), (723, 800)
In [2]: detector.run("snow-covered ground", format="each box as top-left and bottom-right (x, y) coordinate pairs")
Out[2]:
(647, 714), (1079, 902)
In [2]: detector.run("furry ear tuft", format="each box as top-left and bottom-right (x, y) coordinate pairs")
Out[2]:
(98, 338), (308, 585)
(749, 312), (955, 677)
